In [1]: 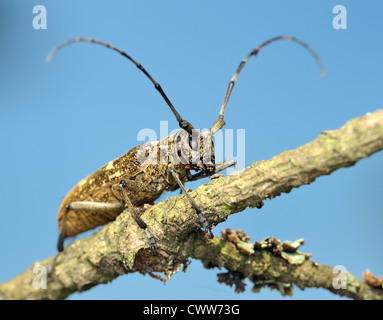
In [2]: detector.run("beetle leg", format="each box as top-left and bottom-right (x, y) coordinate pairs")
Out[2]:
(57, 206), (69, 252)
(48, 201), (124, 274)
(190, 158), (237, 182)
(48, 205), (81, 273)
(57, 202), (124, 251)
(215, 158), (238, 173)
(119, 180), (157, 256)
(169, 168), (216, 239)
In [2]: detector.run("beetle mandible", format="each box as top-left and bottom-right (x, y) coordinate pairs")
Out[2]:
(46, 36), (325, 270)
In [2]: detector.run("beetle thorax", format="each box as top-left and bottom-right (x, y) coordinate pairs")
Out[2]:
(136, 129), (215, 173)
(167, 130), (215, 169)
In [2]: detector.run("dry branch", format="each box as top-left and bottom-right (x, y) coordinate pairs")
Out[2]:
(1, 110), (383, 300)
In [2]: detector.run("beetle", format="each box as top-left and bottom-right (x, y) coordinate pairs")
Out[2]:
(46, 36), (325, 270)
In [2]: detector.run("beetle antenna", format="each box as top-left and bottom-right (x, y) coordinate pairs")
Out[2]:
(46, 37), (195, 134)
(210, 35), (326, 135)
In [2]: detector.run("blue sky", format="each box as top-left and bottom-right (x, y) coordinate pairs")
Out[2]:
(0, 1), (382, 300)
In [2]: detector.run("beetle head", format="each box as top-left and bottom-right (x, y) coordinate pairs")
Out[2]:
(172, 129), (216, 175)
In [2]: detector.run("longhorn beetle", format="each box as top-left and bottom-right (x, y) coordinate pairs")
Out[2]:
(46, 36), (325, 270)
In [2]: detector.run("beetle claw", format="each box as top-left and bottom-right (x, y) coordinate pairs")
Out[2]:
(198, 213), (216, 239)
(205, 222), (217, 239)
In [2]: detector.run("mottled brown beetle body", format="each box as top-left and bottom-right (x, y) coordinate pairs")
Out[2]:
(58, 130), (215, 237)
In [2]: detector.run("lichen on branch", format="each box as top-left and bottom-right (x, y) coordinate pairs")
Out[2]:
(192, 228), (383, 300)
